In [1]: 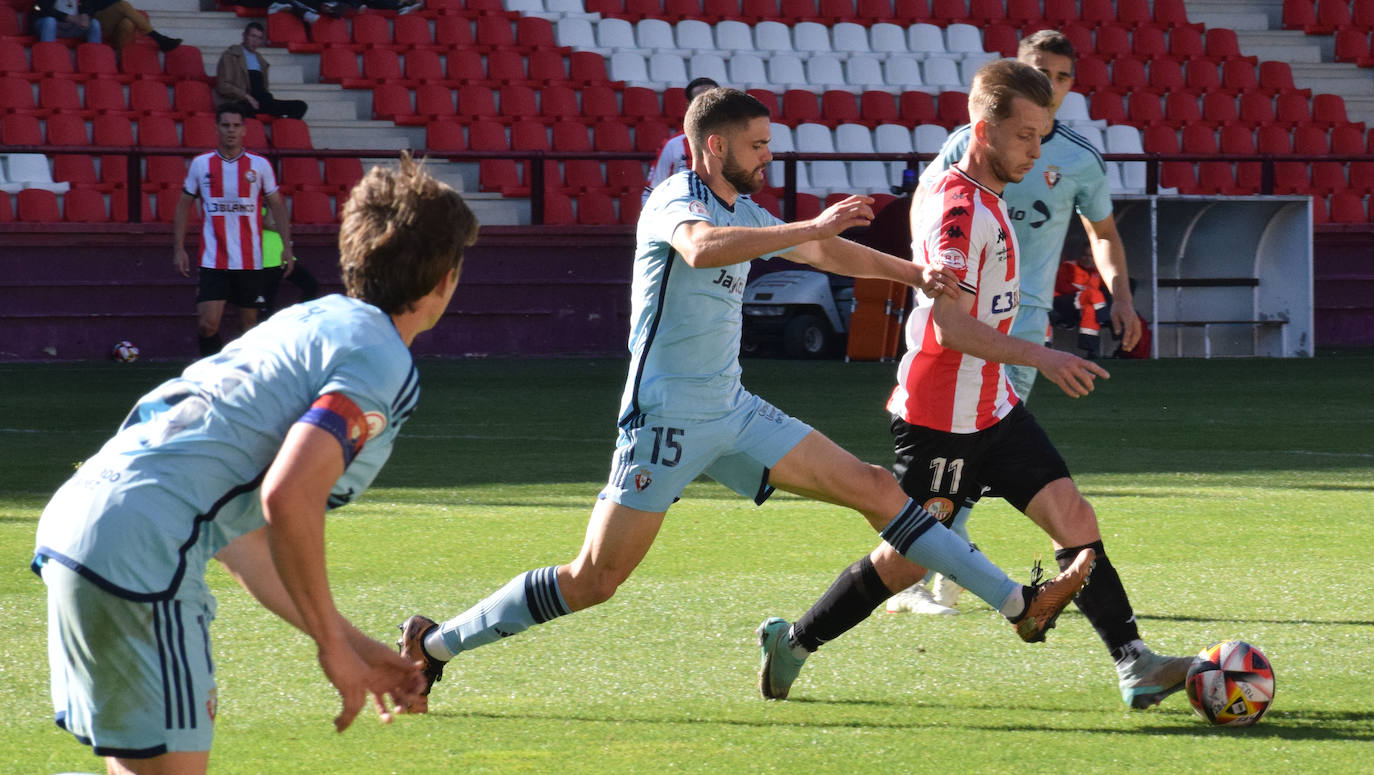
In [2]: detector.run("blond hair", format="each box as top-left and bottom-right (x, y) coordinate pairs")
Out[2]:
(968, 59), (1054, 126)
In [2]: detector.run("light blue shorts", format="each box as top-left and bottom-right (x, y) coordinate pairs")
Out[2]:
(1006, 305), (1051, 403)
(41, 560), (218, 759)
(600, 391), (813, 513)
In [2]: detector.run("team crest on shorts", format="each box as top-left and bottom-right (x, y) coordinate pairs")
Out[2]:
(923, 497), (956, 526)
(206, 688), (218, 722)
(634, 469), (653, 491)
(1044, 166), (1061, 188)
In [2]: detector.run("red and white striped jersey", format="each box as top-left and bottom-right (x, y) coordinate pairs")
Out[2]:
(888, 166), (1021, 433)
(183, 151), (278, 270)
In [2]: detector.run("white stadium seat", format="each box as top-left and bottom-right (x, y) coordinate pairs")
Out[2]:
(793, 22), (833, 53)
(805, 55), (848, 92)
(728, 53), (770, 89)
(755, 21), (794, 53)
(689, 53), (730, 85)
(675, 20), (716, 54)
(874, 123), (914, 153)
(635, 18), (677, 53)
(831, 22), (872, 55)
(4, 154), (70, 194)
(907, 23), (945, 55)
(913, 124), (950, 153)
(869, 23), (909, 58)
(715, 20), (755, 52)
(844, 56), (889, 91)
(921, 57), (962, 90)
(884, 55), (926, 91)
(555, 17), (598, 50)
(647, 52), (689, 85)
(595, 18), (637, 52)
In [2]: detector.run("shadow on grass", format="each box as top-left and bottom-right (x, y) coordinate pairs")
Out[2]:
(440, 705), (1373, 741)
(1143, 612), (1374, 628)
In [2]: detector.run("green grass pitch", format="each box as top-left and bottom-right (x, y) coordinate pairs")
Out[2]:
(2, 353), (1372, 774)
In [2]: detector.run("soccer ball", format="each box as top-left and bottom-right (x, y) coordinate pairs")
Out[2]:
(111, 340), (140, 363)
(1185, 640), (1275, 727)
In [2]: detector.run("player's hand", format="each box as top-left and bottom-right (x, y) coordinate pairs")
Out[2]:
(281, 254), (296, 278)
(317, 641), (373, 732)
(1112, 303), (1141, 352)
(811, 195), (874, 240)
(1036, 348), (1110, 398)
(173, 247), (190, 278)
(346, 630), (428, 716)
(918, 260), (959, 299)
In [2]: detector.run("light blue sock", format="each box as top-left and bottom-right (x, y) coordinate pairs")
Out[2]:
(426, 566), (570, 659)
(881, 500), (1018, 610)
(922, 502), (974, 584)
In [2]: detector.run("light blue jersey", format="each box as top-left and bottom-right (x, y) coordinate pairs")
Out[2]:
(619, 170), (787, 422)
(919, 121), (1113, 310)
(35, 294), (419, 603)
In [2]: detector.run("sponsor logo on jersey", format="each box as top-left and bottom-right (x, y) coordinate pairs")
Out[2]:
(936, 248), (967, 272)
(945, 225), (965, 240)
(688, 200), (708, 217)
(947, 206), (968, 218)
(363, 411), (387, 439)
(1044, 165), (1061, 188)
(923, 497), (956, 526)
(634, 469), (653, 491)
(245, 169), (258, 184)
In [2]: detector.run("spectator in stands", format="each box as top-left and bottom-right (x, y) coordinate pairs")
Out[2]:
(87, 0), (181, 51)
(31, 0), (102, 44)
(1051, 239), (1111, 358)
(173, 102), (294, 356)
(216, 22), (308, 120)
(642, 77), (719, 204)
(267, 0), (422, 17)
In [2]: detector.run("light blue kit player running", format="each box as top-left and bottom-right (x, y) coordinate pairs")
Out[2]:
(396, 88), (1092, 712)
(34, 155), (475, 775)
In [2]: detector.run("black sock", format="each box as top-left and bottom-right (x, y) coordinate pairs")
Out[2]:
(789, 555), (891, 653)
(198, 333), (222, 356)
(1055, 541), (1141, 659)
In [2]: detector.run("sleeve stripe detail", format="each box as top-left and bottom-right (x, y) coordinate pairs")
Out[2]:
(299, 393), (368, 466)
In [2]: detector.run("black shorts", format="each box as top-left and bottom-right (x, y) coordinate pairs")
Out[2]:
(890, 403), (1070, 521)
(197, 268), (269, 311)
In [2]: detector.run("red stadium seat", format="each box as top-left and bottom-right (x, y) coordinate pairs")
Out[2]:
(1282, 0), (1317, 30)
(1221, 125), (1261, 193)
(1164, 92), (1202, 128)
(527, 50), (567, 85)
(499, 84), (539, 122)
(145, 155), (189, 189)
(351, 14), (391, 49)
(359, 48), (404, 84)
(308, 16), (350, 48)
(271, 117), (312, 149)
(0, 76), (38, 115)
(1042, 0), (1077, 25)
(32, 41), (78, 80)
(475, 16), (516, 50)
(930, 0), (969, 24)
(1256, 124), (1292, 154)
(1089, 92), (1126, 123)
(291, 191), (335, 224)
(371, 83), (413, 121)
(1186, 60), (1222, 93)
(393, 14), (434, 49)
(485, 50), (529, 85)
(267, 12), (309, 49)
(1275, 92), (1312, 126)
(425, 118), (467, 151)
(1095, 25), (1132, 59)
(569, 51), (611, 84)
(415, 84), (457, 122)
(445, 50), (486, 84)
(467, 120), (509, 151)
(120, 44), (167, 83)
(1328, 192), (1366, 223)
(1238, 92), (1275, 127)
(859, 90), (898, 125)
(1310, 0), (1352, 34)
(53, 155), (104, 190)
(242, 117), (268, 150)
(510, 117), (549, 150)
(622, 86), (662, 121)
(1203, 29), (1255, 64)
(581, 85), (621, 122)
(164, 46), (207, 82)
(515, 16), (559, 49)
(1, 113), (42, 144)
(634, 120), (673, 153)
(129, 79), (172, 115)
(17, 188), (61, 222)
(1075, 57), (1110, 94)
(542, 191), (574, 225)
(898, 91), (936, 125)
(182, 115), (217, 148)
(1202, 92), (1239, 127)
(174, 79), (215, 114)
(1127, 92), (1164, 126)
(434, 16), (475, 48)
(456, 84), (500, 122)
(983, 22), (1019, 57)
(937, 91), (969, 129)
(1118, 58), (1153, 94)
(1312, 94), (1355, 129)
(782, 89), (821, 125)
(746, 88), (780, 118)
(821, 90), (860, 126)
(279, 156), (323, 191)
(0, 192), (12, 223)
(38, 77), (83, 116)
(576, 191), (619, 224)
(404, 49), (445, 83)
(540, 85), (580, 123)
(136, 115), (178, 147)
(1168, 25), (1205, 61)
(324, 157), (364, 196)
(48, 113), (90, 145)
(1132, 26), (1168, 60)
(1259, 61), (1307, 97)
(617, 190), (642, 224)
(319, 49), (360, 84)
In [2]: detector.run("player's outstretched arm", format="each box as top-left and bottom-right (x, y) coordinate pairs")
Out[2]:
(260, 423), (422, 731)
(931, 292), (1110, 398)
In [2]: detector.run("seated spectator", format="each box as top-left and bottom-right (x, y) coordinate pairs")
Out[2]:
(87, 0), (181, 51)
(216, 22), (308, 120)
(1050, 240), (1112, 358)
(32, 0), (102, 44)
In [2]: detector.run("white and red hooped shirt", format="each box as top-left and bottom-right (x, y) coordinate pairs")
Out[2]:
(888, 166), (1022, 434)
(183, 151), (278, 270)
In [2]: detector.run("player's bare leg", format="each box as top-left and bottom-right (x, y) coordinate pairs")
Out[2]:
(196, 300), (226, 355)
(557, 500), (665, 610)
